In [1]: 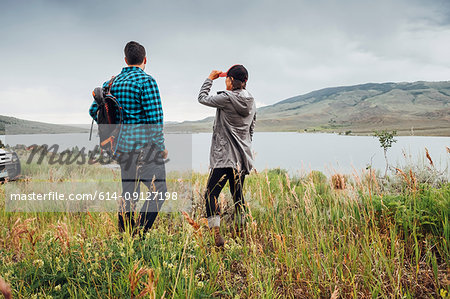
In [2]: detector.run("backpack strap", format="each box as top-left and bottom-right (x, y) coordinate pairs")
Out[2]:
(104, 76), (116, 94)
(89, 118), (94, 141)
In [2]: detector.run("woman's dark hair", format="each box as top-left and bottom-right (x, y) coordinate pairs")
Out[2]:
(226, 65), (248, 90)
(124, 41), (146, 65)
(231, 78), (246, 90)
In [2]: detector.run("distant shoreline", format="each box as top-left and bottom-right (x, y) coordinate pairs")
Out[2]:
(1, 130), (449, 137)
(164, 125), (450, 137)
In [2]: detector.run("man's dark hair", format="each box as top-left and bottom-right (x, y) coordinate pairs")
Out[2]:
(124, 41), (146, 65)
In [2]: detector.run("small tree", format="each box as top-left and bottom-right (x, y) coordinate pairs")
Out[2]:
(374, 130), (397, 177)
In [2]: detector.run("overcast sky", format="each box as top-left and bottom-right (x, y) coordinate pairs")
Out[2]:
(1, 0), (449, 124)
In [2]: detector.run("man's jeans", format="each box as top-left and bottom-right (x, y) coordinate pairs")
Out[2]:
(117, 148), (167, 233)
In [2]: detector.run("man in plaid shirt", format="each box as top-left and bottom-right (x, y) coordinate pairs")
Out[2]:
(89, 41), (168, 234)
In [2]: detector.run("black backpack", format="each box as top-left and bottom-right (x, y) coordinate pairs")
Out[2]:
(89, 77), (123, 158)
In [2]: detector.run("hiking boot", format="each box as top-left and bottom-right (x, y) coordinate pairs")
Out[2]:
(213, 226), (225, 247)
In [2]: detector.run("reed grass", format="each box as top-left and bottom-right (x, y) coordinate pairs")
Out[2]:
(0, 149), (449, 298)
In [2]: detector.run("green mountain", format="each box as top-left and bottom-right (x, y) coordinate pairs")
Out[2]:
(0, 115), (88, 135)
(165, 81), (450, 136)
(2, 81), (449, 136)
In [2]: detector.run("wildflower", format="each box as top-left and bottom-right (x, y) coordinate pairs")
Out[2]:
(197, 281), (204, 287)
(54, 285), (61, 291)
(3, 271), (11, 280)
(196, 268), (206, 280)
(33, 259), (44, 268)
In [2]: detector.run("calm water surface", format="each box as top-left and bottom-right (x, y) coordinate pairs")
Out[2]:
(1, 132), (449, 175)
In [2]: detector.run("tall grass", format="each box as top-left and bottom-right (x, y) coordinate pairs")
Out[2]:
(0, 149), (449, 298)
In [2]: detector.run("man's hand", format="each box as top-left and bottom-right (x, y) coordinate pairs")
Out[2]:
(208, 70), (222, 81)
(161, 149), (169, 159)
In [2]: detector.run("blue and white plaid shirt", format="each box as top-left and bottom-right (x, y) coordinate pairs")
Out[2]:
(89, 66), (165, 153)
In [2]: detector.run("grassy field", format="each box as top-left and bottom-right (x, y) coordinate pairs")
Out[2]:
(0, 149), (449, 298)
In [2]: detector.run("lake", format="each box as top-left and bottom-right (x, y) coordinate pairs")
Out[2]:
(1, 132), (449, 176)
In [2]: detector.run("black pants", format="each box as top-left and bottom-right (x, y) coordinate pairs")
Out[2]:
(205, 168), (246, 219)
(117, 150), (167, 233)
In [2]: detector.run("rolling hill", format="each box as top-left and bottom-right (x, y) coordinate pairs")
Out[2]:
(0, 115), (88, 135)
(165, 81), (450, 136)
(2, 81), (449, 136)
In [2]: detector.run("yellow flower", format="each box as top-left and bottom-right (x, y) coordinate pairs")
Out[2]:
(33, 259), (44, 268)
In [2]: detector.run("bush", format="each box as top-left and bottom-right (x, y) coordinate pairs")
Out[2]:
(372, 183), (450, 260)
(307, 170), (327, 185)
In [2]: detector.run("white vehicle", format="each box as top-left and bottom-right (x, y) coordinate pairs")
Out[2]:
(0, 148), (21, 180)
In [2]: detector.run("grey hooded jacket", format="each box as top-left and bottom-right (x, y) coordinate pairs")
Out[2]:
(198, 79), (256, 174)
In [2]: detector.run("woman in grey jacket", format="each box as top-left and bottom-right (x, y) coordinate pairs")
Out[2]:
(198, 65), (256, 247)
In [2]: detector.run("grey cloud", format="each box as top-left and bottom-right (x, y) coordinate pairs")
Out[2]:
(0, 0), (449, 123)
